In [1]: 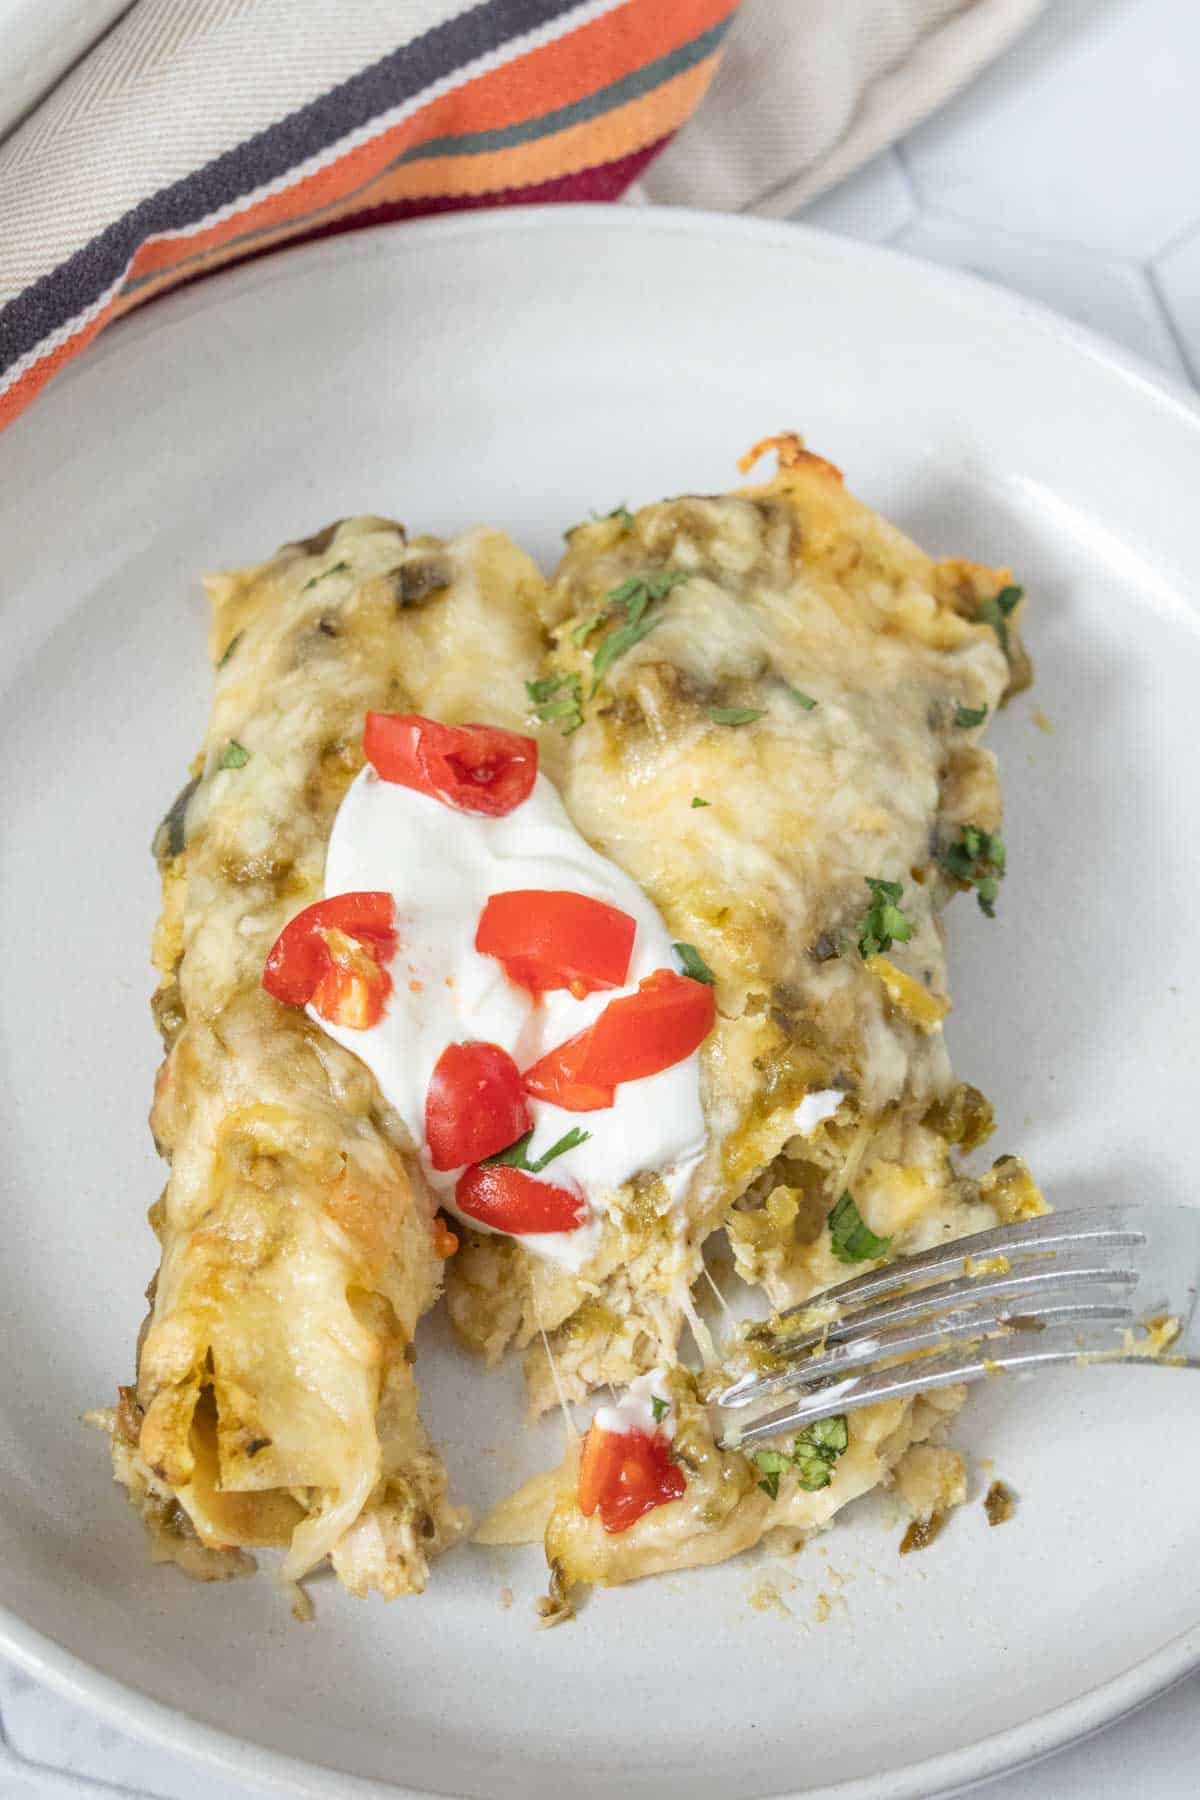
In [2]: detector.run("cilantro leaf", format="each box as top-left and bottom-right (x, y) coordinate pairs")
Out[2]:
(570, 612), (607, 647)
(791, 1416), (851, 1490)
(752, 1448), (789, 1500)
(751, 1420), (849, 1497)
(644, 569), (690, 603)
(938, 823), (1006, 917)
(526, 672), (584, 737)
(975, 584), (1023, 657)
(673, 942), (716, 985)
(485, 1126), (591, 1173)
(791, 1445), (836, 1491)
(218, 740), (250, 770)
(590, 611), (660, 695)
(651, 1395), (670, 1424)
(789, 688), (818, 711)
(806, 1416), (849, 1456)
(828, 1192), (892, 1264)
(954, 703), (987, 728)
(708, 706), (766, 727)
(217, 632), (243, 670)
(584, 569), (687, 697)
(857, 876), (914, 958)
(301, 560), (349, 592)
(691, 796), (710, 808)
(605, 505), (635, 529)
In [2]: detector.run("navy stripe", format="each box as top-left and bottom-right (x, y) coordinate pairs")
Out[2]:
(401, 16), (729, 161)
(0, 0), (584, 372)
(121, 14), (731, 299)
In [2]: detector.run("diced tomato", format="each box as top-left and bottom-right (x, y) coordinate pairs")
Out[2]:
(424, 1041), (531, 1171)
(520, 1031), (616, 1112)
(262, 892), (397, 1026)
(577, 1424), (686, 1534)
(310, 928), (392, 1029)
(523, 969), (714, 1111)
(454, 1163), (588, 1235)
(475, 890), (636, 996)
(364, 713), (537, 817)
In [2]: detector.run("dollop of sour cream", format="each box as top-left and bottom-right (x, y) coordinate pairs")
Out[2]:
(315, 767), (708, 1268)
(592, 1368), (676, 1441)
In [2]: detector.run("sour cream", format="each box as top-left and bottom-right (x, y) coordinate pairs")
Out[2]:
(315, 767), (708, 1267)
(592, 1368), (676, 1441)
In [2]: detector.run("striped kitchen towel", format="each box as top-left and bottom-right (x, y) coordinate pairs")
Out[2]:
(0, 0), (740, 434)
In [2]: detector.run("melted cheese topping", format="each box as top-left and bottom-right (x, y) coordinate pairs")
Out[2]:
(113, 519), (546, 1594)
(317, 767), (706, 1270)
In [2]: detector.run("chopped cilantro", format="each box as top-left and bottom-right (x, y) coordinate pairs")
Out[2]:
(857, 876), (913, 958)
(708, 706), (766, 727)
(588, 568), (689, 696)
(590, 611), (660, 693)
(570, 612), (607, 647)
(651, 1395), (670, 1425)
(789, 687), (818, 711)
(485, 1126), (591, 1173)
(954, 702), (988, 728)
(791, 1415), (850, 1490)
(752, 1418), (849, 1497)
(673, 942), (716, 985)
(218, 740), (250, 770)
(301, 559), (349, 592)
(752, 1448), (790, 1500)
(526, 672), (584, 737)
(975, 584), (1023, 657)
(691, 796), (710, 808)
(217, 632), (243, 670)
(828, 1192), (892, 1265)
(938, 823), (1006, 917)
(595, 504), (635, 530)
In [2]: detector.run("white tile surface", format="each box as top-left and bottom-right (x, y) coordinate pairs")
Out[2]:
(903, 0), (1200, 260)
(791, 149), (915, 244)
(1155, 222), (1200, 386)
(894, 212), (1190, 379)
(3, 0), (1198, 1797)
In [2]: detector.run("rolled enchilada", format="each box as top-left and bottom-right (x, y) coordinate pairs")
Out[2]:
(101, 517), (545, 1594)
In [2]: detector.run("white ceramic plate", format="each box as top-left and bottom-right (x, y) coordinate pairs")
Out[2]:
(1, 208), (1199, 1800)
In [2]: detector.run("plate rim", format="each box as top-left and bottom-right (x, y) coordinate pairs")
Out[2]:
(2, 201), (1199, 1800)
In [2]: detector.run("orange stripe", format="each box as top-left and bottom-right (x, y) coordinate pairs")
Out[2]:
(0, 299), (119, 432)
(128, 0), (733, 279)
(3, 2), (737, 434)
(111, 57), (713, 316)
(454, 0), (734, 129)
(346, 59), (716, 202)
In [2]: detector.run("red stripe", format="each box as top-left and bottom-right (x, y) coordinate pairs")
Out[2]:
(299, 137), (671, 238)
(1, 137), (670, 434)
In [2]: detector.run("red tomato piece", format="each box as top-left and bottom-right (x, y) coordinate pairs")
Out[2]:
(364, 713), (537, 817)
(475, 890), (636, 995)
(310, 927), (393, 1029)
(262, 892), (397, 1018)
(424, 1041), (531, 1172)
(522, 969), (714, 1111)
(520, 1029), (616, 1113)
(577, 1424), (686, 1534)
(454, 1163), (587, 1235)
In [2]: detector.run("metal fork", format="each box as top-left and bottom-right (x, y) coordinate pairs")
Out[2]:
(715, 1204), (1200, 1448)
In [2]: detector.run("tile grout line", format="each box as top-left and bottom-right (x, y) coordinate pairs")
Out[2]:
(1144, 261), (1200, 389)
(0, 1735), (168, 1799)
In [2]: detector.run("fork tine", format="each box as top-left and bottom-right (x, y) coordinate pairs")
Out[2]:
(723, 1318), (1172, 1447)
(748, 1204), (1149, 1345)
(717, 1298), (1137, 1409)
(743, 1259), (1142, 1370)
